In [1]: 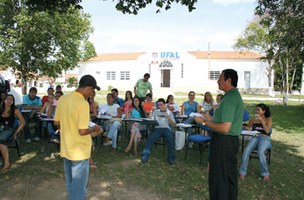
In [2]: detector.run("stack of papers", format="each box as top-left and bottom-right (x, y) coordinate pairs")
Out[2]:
(241, 130), (259, 136)
(189, 112), (207, 119)
(176, 123), (192, 128)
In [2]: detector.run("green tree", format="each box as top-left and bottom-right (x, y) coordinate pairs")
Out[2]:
(80, 40), (97, 61)
(67, 77), (78, 88)
(0, 0), (93, 94)
(256, 0), (304, 103)
(24, 0), (198, 14)
(233, 19), (275, 94)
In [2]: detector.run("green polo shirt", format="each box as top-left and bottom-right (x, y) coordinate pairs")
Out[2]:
(212, 88), (244, 136)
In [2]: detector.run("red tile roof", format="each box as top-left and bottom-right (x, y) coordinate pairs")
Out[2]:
(88, 51), (263, 61)
(188, 51), (263, 59)
(89, 52), (145, 61)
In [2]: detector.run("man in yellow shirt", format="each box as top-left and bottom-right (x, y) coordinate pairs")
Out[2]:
(54, 75), (102, 200)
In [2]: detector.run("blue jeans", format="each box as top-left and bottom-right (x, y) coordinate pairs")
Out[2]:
(106, 121), (121, 148)
(239, 135), (272, 177)
(63, 158), (89, 200)
(142, 128), (175, 163)
(0, 126), (14, 144)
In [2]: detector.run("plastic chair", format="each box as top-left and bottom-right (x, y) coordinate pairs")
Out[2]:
(185, 134), (211, 165)
(249, 148), (271, 165)
(7, 137), (21, 158)
(6, 118), (22, 157)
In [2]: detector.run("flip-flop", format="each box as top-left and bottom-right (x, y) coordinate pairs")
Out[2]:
(1, 164), (11, 174)
(124, 147), (131, 153)
(90, 164), (97, 170)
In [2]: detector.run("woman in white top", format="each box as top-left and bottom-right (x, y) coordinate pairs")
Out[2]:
(200, 92), (216, 114)
(165, 95), (179, 116)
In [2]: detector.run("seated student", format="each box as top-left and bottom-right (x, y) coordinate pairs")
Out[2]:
(166, 94), (179, 116)
(102, 93), (122, 153)
(40, 94), (55, 115)
(42, 87), (55, 106)
(22, 87), (42, 143)
(111, 88), (124, 107)
(122, 90), (133, 116)
(0, 91), (7, 105)
(180, 91), (200, 135)
(142, 93), (155, 118)
(0, 94), (26, 173)
(124, 96), (146, 157)
(47, 93), (63, 143)
(200, 91), (216, 114)
(209, 93), (223, 116)
(141, 98), (176, 166)
(88, 91), (99, 120)
(239, 103), (273, 181)
(215, 94), (223, 105)
(55, 85), (62, 93)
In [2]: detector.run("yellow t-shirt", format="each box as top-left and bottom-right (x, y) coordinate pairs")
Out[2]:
(54, 91), (91, 160)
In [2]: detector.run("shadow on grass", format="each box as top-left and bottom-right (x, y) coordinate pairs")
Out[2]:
(1, 101), (304, 200)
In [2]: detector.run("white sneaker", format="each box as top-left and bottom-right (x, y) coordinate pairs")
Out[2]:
(33, 137), (40, 142)
(26, 139), (31, 144)
(103, 140), (112, 146)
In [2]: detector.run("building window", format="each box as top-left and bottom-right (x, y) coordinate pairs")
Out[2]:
(181, 63), (184, 78)
(120, 71), (130, 80)
(106, 71), (116, 80)
(209, 71), (220, 80)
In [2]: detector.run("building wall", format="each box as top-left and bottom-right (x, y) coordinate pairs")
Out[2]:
(78, 51), (270, 93)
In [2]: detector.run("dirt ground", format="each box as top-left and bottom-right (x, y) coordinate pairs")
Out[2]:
(0, 153), (170, 200)
(0, 175), (164, 200)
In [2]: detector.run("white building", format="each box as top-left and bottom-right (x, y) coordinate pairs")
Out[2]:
(78, 50), (271, 94)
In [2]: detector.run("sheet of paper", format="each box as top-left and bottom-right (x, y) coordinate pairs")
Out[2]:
(89, 121), (96, 128)
(189, 112), (207, 119)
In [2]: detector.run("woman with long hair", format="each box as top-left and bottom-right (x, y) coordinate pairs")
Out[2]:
(123, 90), (133, 117)
(124, 96), (146, 157)
(0, 94), (25, 173)
(239, 103), (273, 181)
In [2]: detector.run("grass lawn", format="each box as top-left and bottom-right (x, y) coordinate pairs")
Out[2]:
(1, 100), (304, 199)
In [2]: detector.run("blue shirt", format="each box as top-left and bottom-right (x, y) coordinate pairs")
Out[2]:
(131, 108), (142, 118)
(114, 97), (124, 107)
(183, 101), (199, 116)
(22, 94), (42, 108)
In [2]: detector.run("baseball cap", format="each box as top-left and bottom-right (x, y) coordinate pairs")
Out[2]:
(79, 75), (100, 91)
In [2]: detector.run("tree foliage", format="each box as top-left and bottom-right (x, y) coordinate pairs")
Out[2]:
(0, 0), (94, 94)
(23, 0), (198, 15)
(235, 0), (304, 96)
(233, 18), (274, 88)
(255, 0), (304, 95)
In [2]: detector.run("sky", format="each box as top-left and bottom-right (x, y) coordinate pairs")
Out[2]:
(80, 0), (257, 54)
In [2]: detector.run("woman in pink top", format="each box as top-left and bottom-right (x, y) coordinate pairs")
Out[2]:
(123, 91), (133, 117)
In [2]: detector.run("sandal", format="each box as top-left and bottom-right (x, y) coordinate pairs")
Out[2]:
(90, 164), (98, 170)
(124, 147), (131, 153)
(1, 164), (11, 174)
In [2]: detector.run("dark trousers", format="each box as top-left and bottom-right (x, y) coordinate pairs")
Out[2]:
(22, 113), (41, 140)
(209, 132), (239, 200)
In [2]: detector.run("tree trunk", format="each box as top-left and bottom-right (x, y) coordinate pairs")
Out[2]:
(21, 75), (27, 95)
(290, 67), (296, 92)
(283, 57), (289, 106)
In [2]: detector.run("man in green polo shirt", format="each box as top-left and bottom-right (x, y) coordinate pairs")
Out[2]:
(134, 73), (153, 102)
(195, 69), (244, 200)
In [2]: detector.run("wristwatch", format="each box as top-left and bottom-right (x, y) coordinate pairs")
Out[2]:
(201, 122), (206, 126)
